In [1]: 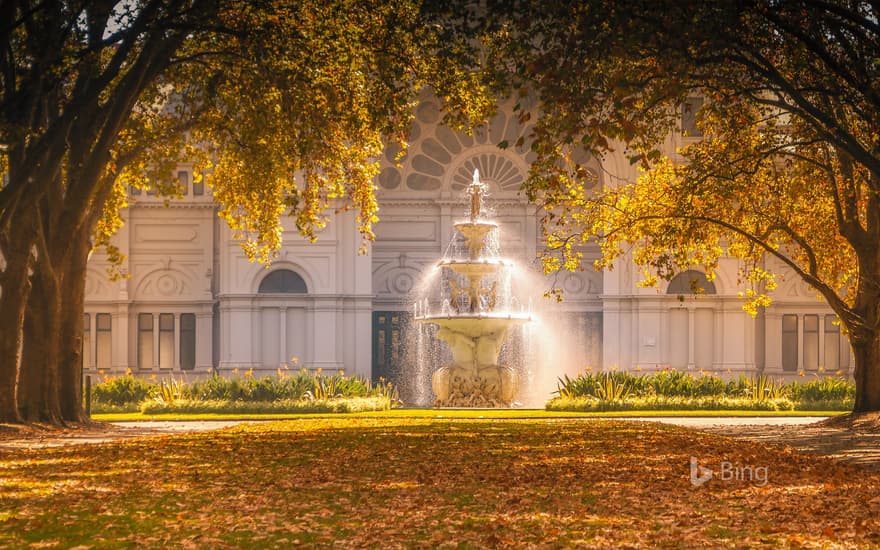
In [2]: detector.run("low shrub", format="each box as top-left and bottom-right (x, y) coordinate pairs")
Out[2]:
(555, 370), (736, 400)
(90, 402), (142, 414)
(183, 369), (384, 402)
(553, 369), (854, 409)
(88, 369), (400, 413)
(546, 395), (796, 412)
(787, 376), (854, 402)
(185, 374), (248, 401)
(647, 370), (728, 398)
(91, 373), (157, 407)
(787, 399), (854, 411)
(140, 397), (392, 415)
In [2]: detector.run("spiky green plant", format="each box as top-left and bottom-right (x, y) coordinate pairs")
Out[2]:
(743, 374), (787, 402)
(150, 377), (185, 405)
(595, 372), (631, 401)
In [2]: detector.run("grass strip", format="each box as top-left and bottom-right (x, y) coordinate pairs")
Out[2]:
(92, 407), (843, 422)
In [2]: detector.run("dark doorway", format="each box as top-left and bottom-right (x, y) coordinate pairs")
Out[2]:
(372, 311), (411, 384)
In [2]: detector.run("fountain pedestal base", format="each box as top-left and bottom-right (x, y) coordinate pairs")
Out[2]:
(431, 364), (519, 407)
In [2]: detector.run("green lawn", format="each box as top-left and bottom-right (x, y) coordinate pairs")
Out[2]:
(1, 417), (875, 547)
(92, 407), (843, 422)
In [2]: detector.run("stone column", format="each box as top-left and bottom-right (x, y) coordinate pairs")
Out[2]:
(687, 307), (695, 370)
(173, 312), (181, 370)
(278, 306), (287, 368)
(763, 309), (782, 374)
(112, 304), (130, 374)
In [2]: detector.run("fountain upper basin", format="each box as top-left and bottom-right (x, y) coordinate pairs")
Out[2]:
(454, 220), (498, 231)
(454, 221), (499, 260)
(436, 258), (512, 277)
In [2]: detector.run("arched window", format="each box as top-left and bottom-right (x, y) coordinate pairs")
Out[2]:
(666, 270), (716, 295)
(258, 269), (308, 294)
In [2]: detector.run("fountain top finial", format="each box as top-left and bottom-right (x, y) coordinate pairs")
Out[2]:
(467, 169), (486, 222)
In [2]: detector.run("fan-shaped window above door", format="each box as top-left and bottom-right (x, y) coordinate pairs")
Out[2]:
(666, 270), (716, 295)
(258, 269), (308, 294)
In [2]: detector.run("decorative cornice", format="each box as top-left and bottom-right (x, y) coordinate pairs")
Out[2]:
(378, 197), (530, 208)
(217, 293), (376, 300)
(84, 299), (214, 308)
(127, 201), (216, 211)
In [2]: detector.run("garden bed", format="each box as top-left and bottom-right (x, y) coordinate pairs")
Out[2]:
(548, 370), (854, 412)
(88, 369), (399, 414)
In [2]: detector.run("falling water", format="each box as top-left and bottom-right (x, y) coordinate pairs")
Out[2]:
(397, 169), (540, 407)
(386, 168), (605, 407)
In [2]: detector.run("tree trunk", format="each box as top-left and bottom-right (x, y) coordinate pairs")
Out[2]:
(852, 330), (880, 412)
(58, 228), (91, 423)
(18, 264), (62, 424)
(17, 195), (93, 424)
(0, 231), (34, 423)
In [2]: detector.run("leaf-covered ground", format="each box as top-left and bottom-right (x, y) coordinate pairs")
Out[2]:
(1, 418), (878, 548)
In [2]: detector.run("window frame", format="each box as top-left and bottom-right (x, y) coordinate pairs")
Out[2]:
(138, 313), (154, 370)
(180, 313), (196, 370)
(781, 314), (798, 372)
(158, 313), (175, 369)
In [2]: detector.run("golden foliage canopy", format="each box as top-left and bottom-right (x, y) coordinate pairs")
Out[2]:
(97, 0), (498, 263)
(498, 1), (879, 335)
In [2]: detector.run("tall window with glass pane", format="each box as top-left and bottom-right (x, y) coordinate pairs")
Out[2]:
(159, 313), (174, 369)
(782, 314), (798, 372)
(138, 313), (153, 369)
(803, 314), (819, 370)
(82, 313), (91, 369)
(180, 314), (196, 370)
(96, 313), (111, 371)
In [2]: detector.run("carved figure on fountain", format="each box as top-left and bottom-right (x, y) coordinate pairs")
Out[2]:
(466, 169), (486, 222)
(476, 365), (518, 403)
(448, 279), (462, 312)
(467, 277), (482, 313)
(481, 281), (497, 312)
(431, 364), (518, 407)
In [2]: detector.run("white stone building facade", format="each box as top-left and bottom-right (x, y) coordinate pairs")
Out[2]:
(83, 98), (851, 394)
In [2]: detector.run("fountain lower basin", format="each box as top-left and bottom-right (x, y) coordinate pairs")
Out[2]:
(437, 258), (513, 278)
(415, 314), (530, 407)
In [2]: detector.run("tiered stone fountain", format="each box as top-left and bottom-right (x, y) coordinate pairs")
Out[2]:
(414, 170), (531, 407)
